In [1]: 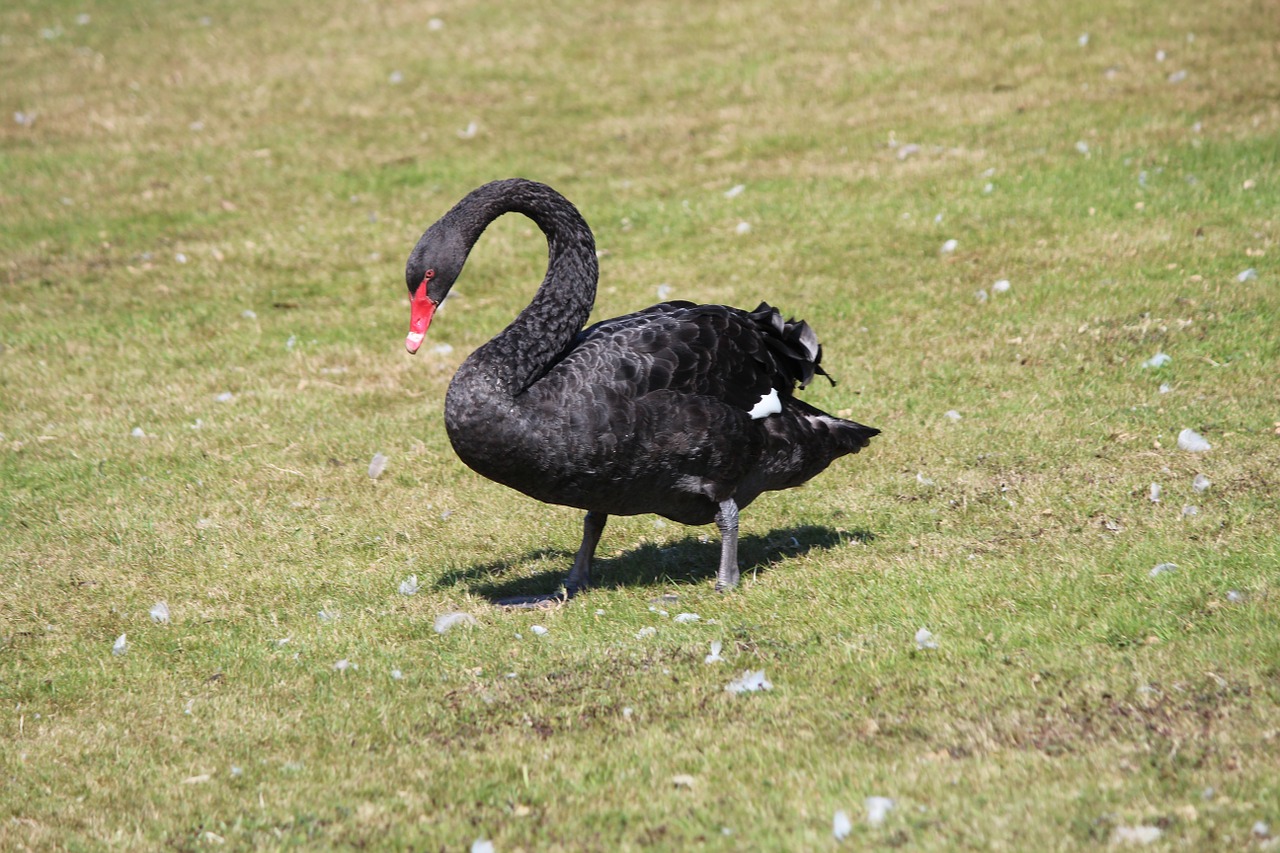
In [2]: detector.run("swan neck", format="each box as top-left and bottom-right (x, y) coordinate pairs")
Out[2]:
(457, 180), (598, 395)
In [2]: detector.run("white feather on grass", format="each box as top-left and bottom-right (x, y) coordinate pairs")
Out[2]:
(725, 670), (772, 694)
(865, 796), (895, 826)
(434, 612), (477, 634)
(833, 810), (853, 840)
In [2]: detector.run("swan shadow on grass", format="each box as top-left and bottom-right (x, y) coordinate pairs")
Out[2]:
(435, 525), (874, 607)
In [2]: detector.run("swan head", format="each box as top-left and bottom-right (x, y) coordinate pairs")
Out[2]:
(404, 222), (467, 353)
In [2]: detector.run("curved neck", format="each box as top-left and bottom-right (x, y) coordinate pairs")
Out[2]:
(448, 179), (598, 395)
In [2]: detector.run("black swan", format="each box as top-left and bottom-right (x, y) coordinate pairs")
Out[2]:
(404, 178), (878, 595)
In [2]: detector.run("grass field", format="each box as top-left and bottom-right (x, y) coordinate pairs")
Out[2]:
(3, 0), (1279, 849)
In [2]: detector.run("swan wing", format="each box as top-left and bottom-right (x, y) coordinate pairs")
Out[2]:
(541, 301), (825, 417)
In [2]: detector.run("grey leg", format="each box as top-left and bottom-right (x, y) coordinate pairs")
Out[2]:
(714, 498), (741, 592)
(564, 511), (607, 595)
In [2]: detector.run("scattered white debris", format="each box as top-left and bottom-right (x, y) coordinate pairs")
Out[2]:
(1167, 70), (1187, 84)
(833, 809), (853, 840)
(175, 253), (188, 264)
(368, 452), (388, 479)
(915, 628), (939, 650)
(286, 334), (297, 350)
(705, 640), (724, 664)
(1159, 383), (1173, 394)
(215, 391), (234, 403)
(131, 427), (146, 439)
(673, 613), (701, 623)
(1110, 825), (1162, 845)
(275, 637), (291, 647)
(622, 706), (634, 718)
(1237, 268), (1258, 282)
(391, 669), (403, 680)
(434, 612), (476, 633)
(656, 283), (673, 300)
(1253, 821), (1270, 838)
(916, 472), (935, 486)
(1227, 590), (1244, 602)
(112, 633), (128, 656)
(1150, 562), (1178, 577)
(150, 601), (171, 624)
(636, 626), (657, 639)
(530, 625), (548, 636)
(14, 111), (36, 128)
(725, 670), (772, 694)
(388, 70), (404, 85)
(1078, 33), (1090, 47)
(1192, 474), (1211, 493)
(992, 279), (1011, 294)
(333, 659), (355, 672)
(428, 17), (444, 30)
(940, 239), (958, 254)
(983, 182), (995, 194)
(975, 289), (989, 303)
(672, 774), (696, 789)
(230, 765), (243, 778)
(595, 609), (606, 616)
(1155, 49), (1166, 62)
(735, 221), (752, 235)
(1075, 140), (1090, 155)
(944, 410), (962, 421)
(1141, 353), (1171, 369)
(470, 840), (494, 853)
(1149, 483), (1162, 503)
(241, 309), (257, 319)
(724, 184), (746, 199)
(457, 121), (479, 139)
(865, 796), (895, 826)
(317, 609), (338, 622)
(896, 143), (921, 160)
(398, 574), (419, 596)
(1182, 505), (1199, 517)
(1177, 428), (1211, 452)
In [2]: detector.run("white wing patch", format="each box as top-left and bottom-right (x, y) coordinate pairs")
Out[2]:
(748, 387), (782, 419)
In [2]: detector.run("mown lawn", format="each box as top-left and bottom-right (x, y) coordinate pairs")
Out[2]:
(2, 0), (1278, 849)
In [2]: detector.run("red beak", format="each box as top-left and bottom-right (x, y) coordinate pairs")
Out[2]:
(406, 280), (437, 354)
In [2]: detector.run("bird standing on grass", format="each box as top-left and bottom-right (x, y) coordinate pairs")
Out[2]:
(404, 178), (878, 596)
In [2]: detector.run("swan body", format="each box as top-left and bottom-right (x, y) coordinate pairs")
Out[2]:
(405, 179), (878, 595)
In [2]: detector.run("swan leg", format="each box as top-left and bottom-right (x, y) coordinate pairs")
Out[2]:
(564, 511), (607, 595)
(714, 498), (741, 592)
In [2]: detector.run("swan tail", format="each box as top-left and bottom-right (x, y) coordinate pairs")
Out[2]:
(748, 302), (834, 390)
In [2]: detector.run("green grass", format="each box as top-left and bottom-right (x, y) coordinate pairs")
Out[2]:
(3, 0), (1279, 849)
